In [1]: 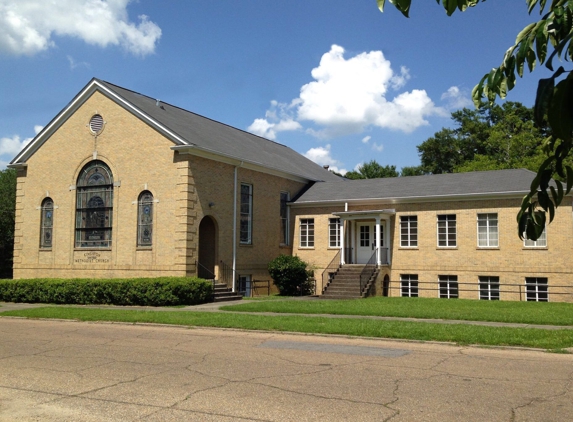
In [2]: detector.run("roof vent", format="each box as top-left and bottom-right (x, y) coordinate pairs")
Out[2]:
(323, 165), (330, 170)
(89, 114), (104, 135)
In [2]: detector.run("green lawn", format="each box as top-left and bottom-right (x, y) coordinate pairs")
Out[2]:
(1, 306), (573, 350)
(220, 296), (573, 326)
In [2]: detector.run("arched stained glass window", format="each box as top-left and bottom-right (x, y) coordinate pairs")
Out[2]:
(137, 191), (153, 247)
(40, 198), (54, 248)
(75, 160), (113, 248)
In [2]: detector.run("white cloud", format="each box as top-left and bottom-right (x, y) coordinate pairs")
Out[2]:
(0, 0), (161, 56)
(0, 125), (42, 159)
(441, 86), (472, 110)
(303, 144), (347, 175)
(361, 135), (371, 144)
(67, 55), (90, 70)
(371, 142), (384, 152)
(247, 100), (302, 140)
(248, 44), (445, 140)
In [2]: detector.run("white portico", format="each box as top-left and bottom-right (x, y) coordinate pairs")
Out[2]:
(333, 209), (395, 266)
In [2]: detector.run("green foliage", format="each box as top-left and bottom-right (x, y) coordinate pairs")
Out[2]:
(379, 0), (573, 241)
(345, 161), (399, 179)
(267, 254), (311, 296)
(0, 169), (16, 279)
(399, 165), (427, 177)
(0, 277), (213, 306)
(418, 102), (550, 174)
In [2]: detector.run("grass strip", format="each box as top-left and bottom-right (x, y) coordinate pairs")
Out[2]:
(2, 307), (573, 350)
(221, 297), (573, 326)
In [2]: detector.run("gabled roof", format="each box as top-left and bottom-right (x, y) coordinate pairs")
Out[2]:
(11, 78), (339, 183)
(293, 169), (537, 205)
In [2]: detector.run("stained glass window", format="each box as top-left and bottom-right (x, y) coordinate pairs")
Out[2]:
(137, 191), (153, 247)
(75, 160), (113, 248)
(40, 198), (54, 248)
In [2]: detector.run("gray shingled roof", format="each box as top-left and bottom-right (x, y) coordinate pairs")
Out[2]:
(294, 169), (536, 203)
(97, 80), (339, 182)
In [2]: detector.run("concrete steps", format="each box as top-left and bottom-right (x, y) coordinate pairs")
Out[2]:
(321, 265), (378, 299)
(213, 282), (243, 302)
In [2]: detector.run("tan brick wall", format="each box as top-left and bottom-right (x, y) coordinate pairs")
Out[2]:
(14, 91), (307, 282)
(292, 197), (573, 301)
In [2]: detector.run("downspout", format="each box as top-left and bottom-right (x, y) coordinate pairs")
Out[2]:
(232, 162), (243, 292)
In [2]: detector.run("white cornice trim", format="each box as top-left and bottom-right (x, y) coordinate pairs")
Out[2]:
(171, 145), (312, 183)
(11, 79), (189, 165)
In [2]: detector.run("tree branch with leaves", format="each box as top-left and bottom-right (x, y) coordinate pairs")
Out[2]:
(378, 0), (573, 241)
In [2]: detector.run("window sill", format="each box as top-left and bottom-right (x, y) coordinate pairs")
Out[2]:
(436, 247), (458, 250)
(74, 248), (112, 251)
(522, 247), (548, 250)
(327, 247), (341, 250)
(239, 243), (253, 247)
(298, 247), (315, 250)
(39, 248), (52, 252)
(476, 247), (500, 250)
(399, 247), (418, 250)
(136, 247), (153, 251)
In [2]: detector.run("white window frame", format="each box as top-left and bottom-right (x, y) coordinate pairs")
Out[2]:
(240, 183), (253, 244)
(400, 274), (419, 297)
(329, 218), (341, 248)
(525, 277), (548, 302)
(477, 213), (498, 248)
(438, 275), (458, 299)
(280, 192), (289, 245)
(523, 228), (547, 248)
(299, 218), (314, 248)
(437, 214), (456, 247)
(400, 215), (418, 247)
(478, 276), (500, 300)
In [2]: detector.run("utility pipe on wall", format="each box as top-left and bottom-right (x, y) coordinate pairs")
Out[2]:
(232, 162), (243, 292)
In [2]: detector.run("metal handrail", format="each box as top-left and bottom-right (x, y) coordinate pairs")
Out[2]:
(385, 279), (573, 301)
(359, 248), (378, 295)
(195, 260), (215, 280)
(322, 250), (341, 294)
(219, 260), (235, 289)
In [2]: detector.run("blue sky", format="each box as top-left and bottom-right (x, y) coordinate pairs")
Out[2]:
(0, 1), (553, 173)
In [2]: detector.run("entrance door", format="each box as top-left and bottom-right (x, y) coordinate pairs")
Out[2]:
(356, 222), (383, 264)
(198, 216), (217, 279)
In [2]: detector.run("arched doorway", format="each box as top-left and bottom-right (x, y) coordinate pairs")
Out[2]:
(383, 274), (390, 297)
(198, 216), (217, 279)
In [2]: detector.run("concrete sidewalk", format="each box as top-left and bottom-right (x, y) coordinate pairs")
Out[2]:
(2, 298), (573, 331)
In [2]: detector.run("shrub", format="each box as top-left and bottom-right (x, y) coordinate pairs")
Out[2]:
(267, 255), (312, 296)
(0, 277), (213, 306)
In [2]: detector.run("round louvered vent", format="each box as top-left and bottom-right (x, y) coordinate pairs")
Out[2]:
(89, 114), (104, 134)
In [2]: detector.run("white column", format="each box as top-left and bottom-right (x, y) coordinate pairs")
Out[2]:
(375, 217), (381, 266)
(339, 218), (345, 265)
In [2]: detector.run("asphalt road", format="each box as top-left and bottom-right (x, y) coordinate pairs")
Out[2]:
(0, 318), (572, 421)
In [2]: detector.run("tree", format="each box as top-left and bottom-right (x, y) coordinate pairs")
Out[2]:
(0, 169), (16, 279)
(400, 165), (427, 176)
(417, 102), (550, 174)
(378, 0), (573, 241)
(345, 161), (399, 179)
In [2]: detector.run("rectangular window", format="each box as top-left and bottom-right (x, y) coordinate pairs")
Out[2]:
(280, 192), (289, 245)
(300, 218), (314, 248)
(400, 274), (419, 297)
(525, 277), (548, 302)
(400, 216), (418, 247)
(524, 228), (547, 248)
(439, 275), (458, 299)
(329, 218), (341, 248)
(240, 184), (253, 244)
(477, 213), (498, 247)
(437, 215), (456, 247)
(479, 276), (500, 300)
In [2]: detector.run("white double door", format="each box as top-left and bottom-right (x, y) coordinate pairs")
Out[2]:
(356, 222), (383, 264)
